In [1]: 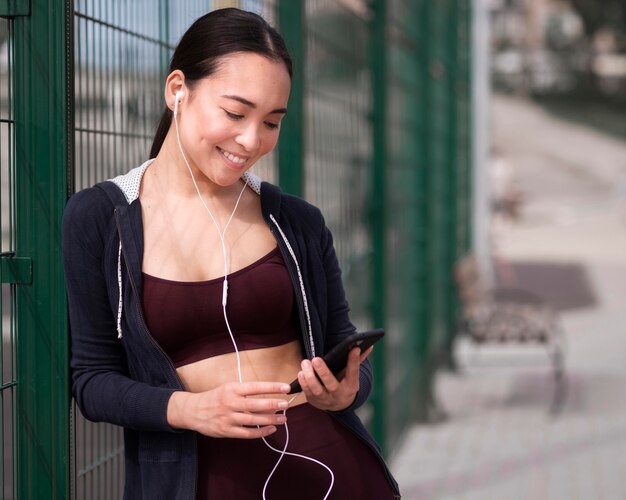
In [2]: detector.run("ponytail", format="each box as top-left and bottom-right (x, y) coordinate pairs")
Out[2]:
(150, 108), (173, 159)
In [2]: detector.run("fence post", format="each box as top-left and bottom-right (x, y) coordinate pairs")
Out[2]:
(369, 0), (387, 451)
(444, 0), (461, 366)
(277, 0), (304, 196)
(13, 0), (72, 497)
(459, 0), (474, 254)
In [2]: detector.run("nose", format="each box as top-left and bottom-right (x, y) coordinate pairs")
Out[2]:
(236, 123), (261, 153)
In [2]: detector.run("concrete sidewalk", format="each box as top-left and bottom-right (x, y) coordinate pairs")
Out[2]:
(390, 95), (626, 500)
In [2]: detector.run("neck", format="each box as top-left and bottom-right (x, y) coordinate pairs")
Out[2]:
(151, 128), (244, 201)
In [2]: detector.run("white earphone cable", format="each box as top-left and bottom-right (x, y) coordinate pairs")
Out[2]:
(174, 96), (333, 500)
(174, 103), (247, 382)
(261, 403), (335, 500)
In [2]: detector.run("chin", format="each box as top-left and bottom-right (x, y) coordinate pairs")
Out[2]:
(212, 170), (249, 187)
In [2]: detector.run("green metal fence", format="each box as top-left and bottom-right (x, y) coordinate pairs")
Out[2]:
(74, 1), (164, 496)
(285, 0), (473, 451)
(2, 1), (73, 498)
(383, 0), (429, 446)
(0, 15), (16, 499)
(300, 0), (375, 427)
(1, 0), (472, 497)
(450, 0), (473, 365)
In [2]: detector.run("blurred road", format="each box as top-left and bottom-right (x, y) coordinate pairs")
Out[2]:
(390, 94), (626, 500)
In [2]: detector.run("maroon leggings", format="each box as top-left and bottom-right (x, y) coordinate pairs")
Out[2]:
(197, 403), (395, 499)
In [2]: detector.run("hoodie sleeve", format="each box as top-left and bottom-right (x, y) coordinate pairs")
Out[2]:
(62, 188), (178, 432)
(318, 214), (373, 413)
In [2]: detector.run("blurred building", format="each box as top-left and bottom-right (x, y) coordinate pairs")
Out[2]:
(489, 0), (626, 98)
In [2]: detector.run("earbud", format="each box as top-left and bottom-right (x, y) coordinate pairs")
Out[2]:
(173, 90), (184, 118)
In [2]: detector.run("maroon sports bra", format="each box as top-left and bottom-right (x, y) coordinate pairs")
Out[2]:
(142, 247), (300, 368)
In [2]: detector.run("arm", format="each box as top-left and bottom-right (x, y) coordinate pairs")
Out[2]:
(63, 188), (178, 431)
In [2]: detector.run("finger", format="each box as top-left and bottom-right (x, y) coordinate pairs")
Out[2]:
(298, 372), (314, 400)
(235, 397), (289, 413)
(228, 425), (278, 440)
(233, 382), (291, 397)
(298, 371), (309, 393)
(301, 359), (326, 397)
(234, 411), (287, 428)
(312, 357), (340, 392)
(343, 348), (361, 383)
(359, 346), (373, 363)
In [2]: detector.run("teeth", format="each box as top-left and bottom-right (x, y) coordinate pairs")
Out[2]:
(218, 147), (246, 165)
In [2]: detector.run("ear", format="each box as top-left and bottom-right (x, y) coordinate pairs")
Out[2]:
(164, 70), (186, 114)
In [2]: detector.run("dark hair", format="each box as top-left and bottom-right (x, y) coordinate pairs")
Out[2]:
(149, 8), (293, 158)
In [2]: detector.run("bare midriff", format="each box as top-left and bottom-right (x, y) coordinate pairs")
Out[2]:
(176, 340), (308, 406)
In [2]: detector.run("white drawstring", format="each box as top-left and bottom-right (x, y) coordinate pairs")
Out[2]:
(268, 214), (315, 358)
(116, 241), (123, 339)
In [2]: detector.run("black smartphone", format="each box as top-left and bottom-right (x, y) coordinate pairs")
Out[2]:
(287, 329), (385, 394)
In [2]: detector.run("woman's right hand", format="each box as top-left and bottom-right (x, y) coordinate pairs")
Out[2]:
(167, 381), (291, 439)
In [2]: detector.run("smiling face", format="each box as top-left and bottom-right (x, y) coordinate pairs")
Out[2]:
(171, 52), (291, 187)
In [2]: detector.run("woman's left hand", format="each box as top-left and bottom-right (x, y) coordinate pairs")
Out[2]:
(297, 346), (372, 412)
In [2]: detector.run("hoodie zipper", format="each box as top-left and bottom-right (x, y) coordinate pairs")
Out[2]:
(268, 216), (314, 360)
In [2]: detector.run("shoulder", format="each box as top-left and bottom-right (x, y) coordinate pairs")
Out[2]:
(260, 181), (325, 234)
(64, 185), (115, 226)
(109, 160), (152, 203)
(62, 184), (121, 255)
(282, 192), (324, 224)
(64, 160), (151, 229)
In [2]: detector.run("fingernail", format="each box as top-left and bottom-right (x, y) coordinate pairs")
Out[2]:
(312, 358), (322, 369)
(276, 416), (287, 424)
(277, 400), (288, 409)
(281, 384), (291, 392)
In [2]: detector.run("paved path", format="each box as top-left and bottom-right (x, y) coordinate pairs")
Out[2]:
(390, 94), (626, 500)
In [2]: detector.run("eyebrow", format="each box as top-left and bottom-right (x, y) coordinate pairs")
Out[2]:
(221, 94), (287, 114)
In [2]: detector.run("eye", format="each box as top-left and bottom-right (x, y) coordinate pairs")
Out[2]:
(264, 121), (280, 130)
(222, 109), (244, 121)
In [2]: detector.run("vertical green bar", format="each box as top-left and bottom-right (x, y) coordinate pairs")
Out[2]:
(461, 0), (473, 254)
(369, 0), (387, 451)
(413, 0), (433, 421)
(277, 0), (304, 196)
(444, 0), (460, 364)
(14, 0), (72, 498)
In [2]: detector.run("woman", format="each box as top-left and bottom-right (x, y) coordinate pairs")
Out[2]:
(63, 8), (400, 500)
